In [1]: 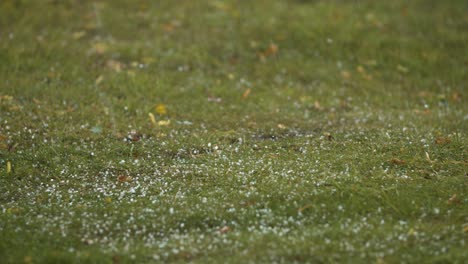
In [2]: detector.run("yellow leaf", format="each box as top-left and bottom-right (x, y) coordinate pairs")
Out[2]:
(149, 113), (157, 126)
(155, 104), (167, 115)
(6, 161), (11, 173)
(72, 31), (86, 39)
(95, 75), (104, 85)
(92, 42), (108, 55)
(356, 65), (365, 74)
(0, 95), (13, 101)
(158, 120), (171, 126)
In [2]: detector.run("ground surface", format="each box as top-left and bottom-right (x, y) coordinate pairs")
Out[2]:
(0, 0), (467, 263)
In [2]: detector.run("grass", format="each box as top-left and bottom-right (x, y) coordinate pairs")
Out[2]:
(0, 0), (467, 263)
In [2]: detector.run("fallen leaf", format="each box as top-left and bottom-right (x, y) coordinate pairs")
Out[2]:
(149, 113), (157, 126)
(125, 130), (141, 142)
(451, 92), (462, 102)
(72, 31), (86, 39)
(0, 95), (13, 101)
(425, 152), (434, 163)
(324, 132), (333, 141)
(162, 23), (175, 32)
(155, 104), (167, 115)
(91, 42), (108, 55)
(435, 137), (451, 145)
(340, 70), (351, 79)
(117, 175), (132, 183)
(105, 197), (112, 203)
(106, 59), (124, 72)
(23, 256), (32, 264)
(242, 88), (251, 99)
(389, 158), (405, 165)
(162, 20), (181, 33)
(356, 65), (365, 74)
(277, 123), (286, 129)
(447, 194), (461, 205)
(219, 226), (231, 234)
(314, 100), (323, 111)
(298, 204), (313, 213)
(157, 120), (171, 126)
(95, 75), (104, 85)
(259, 43), (279, 59)
(6, 161), (11, 173)
(265, 43), (278, 56)
(464, 226), (468, 233)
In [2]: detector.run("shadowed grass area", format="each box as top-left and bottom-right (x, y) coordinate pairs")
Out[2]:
(0, 0), (467, 263)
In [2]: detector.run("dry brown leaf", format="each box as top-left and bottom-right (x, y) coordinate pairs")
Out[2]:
(340, 70), (351, 79)
(298, 204), (313, 213)
(265, 43), (278, 56)
(389, 158), (406, 165)
(435, 137), (451, 145)
(356, 65), (365, 74)
(242, 88), (251, 99)
(117, 175), (132, 183)
(451, 92), (462, 102)
(0, 95), (14, 101)
(92, 42), (108, 55)
(219, 226), (231, 234)
(314, 100), (323, 111)
(23, 256), (33, 264)
(447, 194), (461, 205)
(324, 132), (333, 141)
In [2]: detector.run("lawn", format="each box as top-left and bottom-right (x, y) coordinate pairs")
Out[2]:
(0, 0), (467, 263)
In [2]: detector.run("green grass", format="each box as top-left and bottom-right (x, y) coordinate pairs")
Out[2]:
(0, 0), (467, 263)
